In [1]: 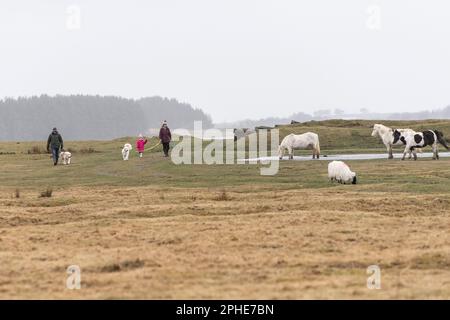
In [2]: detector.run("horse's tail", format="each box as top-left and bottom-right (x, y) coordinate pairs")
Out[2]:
(434, 130), (449, 150)
(315, 139), (321, 156)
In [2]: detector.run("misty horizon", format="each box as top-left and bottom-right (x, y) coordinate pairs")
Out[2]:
(3, 91), (450, 124)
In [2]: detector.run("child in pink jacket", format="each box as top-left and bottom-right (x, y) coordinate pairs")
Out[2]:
(136, 134), (148, 158)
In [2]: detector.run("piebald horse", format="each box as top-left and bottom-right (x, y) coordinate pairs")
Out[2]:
(394, 129), (449, 160)
(371, 124), (419, 159)
(278, 132), (321, 159)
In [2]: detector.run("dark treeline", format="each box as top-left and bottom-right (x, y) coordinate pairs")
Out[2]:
(0, 95), (212, 141)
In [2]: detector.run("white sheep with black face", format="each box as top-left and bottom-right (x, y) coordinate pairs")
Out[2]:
(328, 161), (357, 184)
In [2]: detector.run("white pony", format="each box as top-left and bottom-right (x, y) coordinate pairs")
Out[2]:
(122, 143), (132, 160)
(371, 124), (419, 159)
(278, 132), (320, 159)
(60, 151), (72, 165)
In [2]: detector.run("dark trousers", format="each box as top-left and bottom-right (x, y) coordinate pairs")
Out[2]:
(51, 147), (60, 164)
(162, 142), (170, 156)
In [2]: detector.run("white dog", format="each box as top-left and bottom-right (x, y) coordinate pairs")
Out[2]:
(60, 151), (72, 165)
(122, 143), (132, 160)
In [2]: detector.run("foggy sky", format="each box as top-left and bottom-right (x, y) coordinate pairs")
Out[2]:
(1, 0), (450, 122)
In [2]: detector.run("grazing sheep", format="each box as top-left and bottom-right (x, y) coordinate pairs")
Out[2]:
(122, 143), (132, 160)
(60, 151), (72, 165)
(328, 161), (357, 184)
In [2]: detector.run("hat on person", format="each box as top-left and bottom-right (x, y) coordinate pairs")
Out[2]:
(162, 120), (168, 127)
(138, 133), (143, 138)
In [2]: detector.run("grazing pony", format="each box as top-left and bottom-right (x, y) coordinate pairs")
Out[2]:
(328, 160), (357, 184)
(122, 143), (132, 160)
(394, 129), (449, 160)
(278, 132), (320, 160)
(371, 124), (418, 159)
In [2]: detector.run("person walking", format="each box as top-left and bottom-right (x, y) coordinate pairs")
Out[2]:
(136, 134), (148, 158)
(159, 120), (172, 157)
(46, 127), (64, 166)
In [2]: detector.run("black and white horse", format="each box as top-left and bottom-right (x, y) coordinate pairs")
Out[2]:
(371, 124), (418, 159)
(393, 129), (449, 160)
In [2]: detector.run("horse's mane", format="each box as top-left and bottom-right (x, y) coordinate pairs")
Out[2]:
(374, 123), (391, 130)
(373, 124), (392, 135)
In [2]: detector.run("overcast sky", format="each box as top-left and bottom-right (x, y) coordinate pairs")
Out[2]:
(1, 0), (450, 122)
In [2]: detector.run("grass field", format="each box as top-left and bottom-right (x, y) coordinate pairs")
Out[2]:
(0, 120), (449, 299)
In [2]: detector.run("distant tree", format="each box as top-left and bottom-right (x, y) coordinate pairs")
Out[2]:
(313, 109), (331, 118)
(138, 97), (213, 129)
(360, 108), (369, 114)
(0, 95), (213, 141)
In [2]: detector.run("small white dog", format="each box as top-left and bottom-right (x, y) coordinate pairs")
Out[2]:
(60, 151), (72, 165)
(122, 143), (132, 160)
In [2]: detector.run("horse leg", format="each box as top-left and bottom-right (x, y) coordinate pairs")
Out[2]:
(387, 145), (393, 159)
(288, 147), (293, 160)
(314, 147), (320, 159)
(412, 147), (417, 161)
(401, 145), (408, 161)
(408, 147), (417, 161)
(433, 144), (439, 160)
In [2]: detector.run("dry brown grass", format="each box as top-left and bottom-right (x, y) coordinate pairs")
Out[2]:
(27, 146), (47, 155)
(39, 187), (53, 198)
(0, 186), (449, 299)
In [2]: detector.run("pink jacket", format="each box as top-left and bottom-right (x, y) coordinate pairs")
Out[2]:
(136, 138), (147, 152)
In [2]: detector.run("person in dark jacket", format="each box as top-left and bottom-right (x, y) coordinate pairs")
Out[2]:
(47, 127), (64, 165)
(159, 120), (172, 157)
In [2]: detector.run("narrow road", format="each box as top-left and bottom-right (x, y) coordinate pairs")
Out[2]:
(240, 152), (450, 162)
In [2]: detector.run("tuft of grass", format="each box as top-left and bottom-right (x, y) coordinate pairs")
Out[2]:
(27, 146), (46, 154)
(79, 147), (97, 154)
(100, 259), (145, 273)
(14, 188), (20, 199)
(214, 190), (230, 201)
(39, 187), (53, 198)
